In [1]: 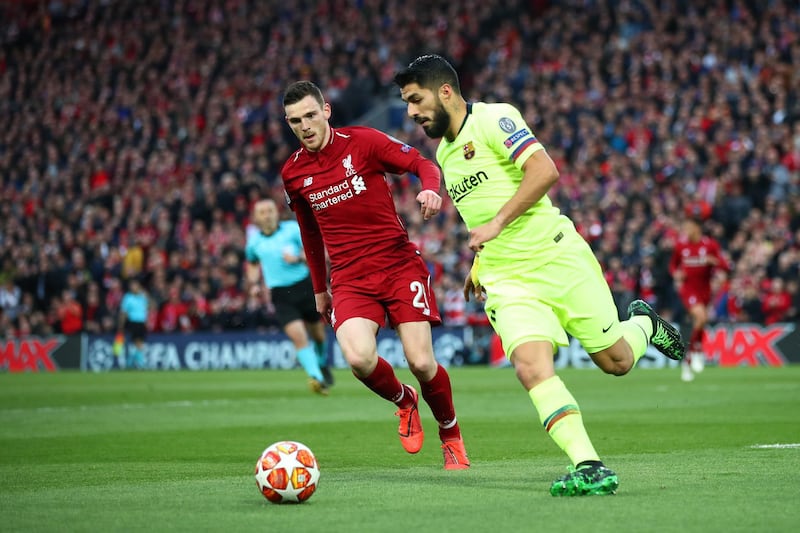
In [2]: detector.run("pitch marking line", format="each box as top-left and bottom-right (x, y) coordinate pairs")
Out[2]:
(750, 443), (800, 449)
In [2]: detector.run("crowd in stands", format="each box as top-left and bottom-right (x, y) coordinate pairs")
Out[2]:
(1, 0), (798, 340)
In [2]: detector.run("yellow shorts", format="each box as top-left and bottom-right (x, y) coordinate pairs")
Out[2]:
(480, 232), (622, 358)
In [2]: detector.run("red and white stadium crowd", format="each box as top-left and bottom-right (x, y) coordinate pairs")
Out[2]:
(1, 0), (798, 344)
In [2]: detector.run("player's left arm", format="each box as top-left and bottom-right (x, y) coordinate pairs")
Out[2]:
(370, 129), (442, 220)
(467, 148), (558, 252)
(710, 240), (731, 272)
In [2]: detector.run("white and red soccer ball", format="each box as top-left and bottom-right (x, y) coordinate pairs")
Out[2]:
(254, 441), (320, 504)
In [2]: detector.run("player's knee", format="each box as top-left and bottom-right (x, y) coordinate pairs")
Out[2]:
(338, 342), (377, 375)
(513, 362), (553, 390)
(405, 353), (437, 379)
(345, 351), (377, 377)
(593, 350), (633, 376)
(600, 360), (632, 376)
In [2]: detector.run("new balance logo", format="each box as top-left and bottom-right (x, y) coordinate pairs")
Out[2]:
(303, 176), (313, 187)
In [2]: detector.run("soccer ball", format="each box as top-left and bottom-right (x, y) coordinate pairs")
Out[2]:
(254, 441), (320, 503)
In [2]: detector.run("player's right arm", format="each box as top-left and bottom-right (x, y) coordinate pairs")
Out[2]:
(291, 198), (327, 294)
(244, 261), (263, 292)
(292, 204), (333, 323)
(282, 162), (332, 321)
(243, 238), (268, 300)
(117, 296), (129, 332)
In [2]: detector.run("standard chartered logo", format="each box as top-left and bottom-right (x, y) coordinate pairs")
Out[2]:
(308, 176), (367, 211)
(351, 175), (366, 194)
(448, 170), (489, 202)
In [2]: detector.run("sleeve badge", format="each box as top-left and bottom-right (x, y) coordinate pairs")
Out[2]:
(498, 117), (516, 133)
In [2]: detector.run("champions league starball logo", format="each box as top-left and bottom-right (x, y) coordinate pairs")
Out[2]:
(498, 117), (516, 133)
(86, 338), (122, 371)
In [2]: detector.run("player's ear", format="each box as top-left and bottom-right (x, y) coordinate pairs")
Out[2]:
(323, 102), (332, 120)
(439, 84), (452, 103)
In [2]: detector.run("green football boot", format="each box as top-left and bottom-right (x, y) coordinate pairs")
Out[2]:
(627, 299), (686, 361)
(550, 464), (619, 496)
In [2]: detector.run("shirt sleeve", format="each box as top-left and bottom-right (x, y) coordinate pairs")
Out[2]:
(711, 240), (731, 272)
(244, 237), (257, 263)
(481, 103), (545, 171)
(292, 198), (328, 293)
(366, 129), (441, 193)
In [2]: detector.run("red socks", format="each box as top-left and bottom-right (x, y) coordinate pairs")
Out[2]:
(357, 359), (462, 441)
(420, 365), (461, 442)
(356, 356), (406, 404)
(690, 328), (704, 353)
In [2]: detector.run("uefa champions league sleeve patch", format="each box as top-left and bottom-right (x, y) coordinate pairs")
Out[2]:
(498, 117), (516, 133)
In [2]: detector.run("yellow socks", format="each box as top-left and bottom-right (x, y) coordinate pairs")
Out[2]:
(622, 315), (653, 365)
(528, 376), (599, 465)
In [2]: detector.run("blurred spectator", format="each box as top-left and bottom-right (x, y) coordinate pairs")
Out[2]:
(83, 282), (109, 333)
(157, 285), (192, 333)
(761, 277), (793, 325)
(56, 289), (83, 334)
(0, 0), (797, 339)
(210, 271), (245, 330)
(0, 277), (22, 322)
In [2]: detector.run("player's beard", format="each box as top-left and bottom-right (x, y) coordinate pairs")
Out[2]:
(421, 102), (451, 139)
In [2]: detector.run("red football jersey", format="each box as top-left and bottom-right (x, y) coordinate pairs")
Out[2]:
(669, 235), (729, 305)
(281, 126), (441, 292)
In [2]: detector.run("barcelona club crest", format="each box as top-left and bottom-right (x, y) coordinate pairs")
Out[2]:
(463, 141), (475, 160)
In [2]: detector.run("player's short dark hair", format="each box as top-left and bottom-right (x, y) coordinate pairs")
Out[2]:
(393, 54), (461, 94)
(283, 81), (325, 108)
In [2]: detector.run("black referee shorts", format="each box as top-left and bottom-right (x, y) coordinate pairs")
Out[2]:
(271, 276), (322, 328)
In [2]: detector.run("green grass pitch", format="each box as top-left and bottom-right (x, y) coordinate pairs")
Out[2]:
(2, 365), (799, 532)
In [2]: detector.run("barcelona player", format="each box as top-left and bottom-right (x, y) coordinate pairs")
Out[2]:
(395, 54), (685, 495)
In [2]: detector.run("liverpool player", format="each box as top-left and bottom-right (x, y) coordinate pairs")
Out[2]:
(280, 81), (469, 470)
(669, 214), (730, 381)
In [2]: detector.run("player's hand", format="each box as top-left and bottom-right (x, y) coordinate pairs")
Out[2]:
(315, 291), (333, 324)
(468, 219), (503, 252)
(417, 190), (442, 220)
(463, 256), (486, 303)
(463, 272), (486, 302)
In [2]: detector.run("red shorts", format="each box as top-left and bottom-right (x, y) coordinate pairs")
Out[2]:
(330, 253), (441, 331)
(679, 287), (711, 309)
